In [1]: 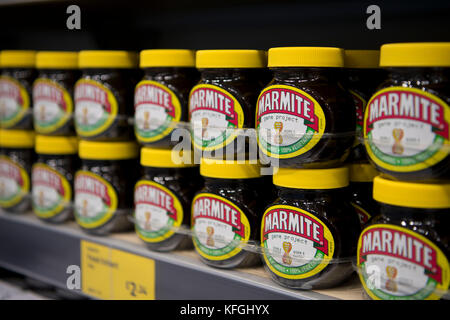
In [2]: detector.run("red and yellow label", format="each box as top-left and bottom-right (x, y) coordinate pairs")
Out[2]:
(0, 76), (30, 128)
(364, 87), (450, 172)
(134, 180), (183, 243)
(189, 84), (245, 151)
(261, 205), (335, 279)
(33, 78), (73, 134)
(256, 85), (326, 159)
(31, 163), (72, 218)
(358, 224), (450, 300)
(351, 202), (371, 226)
(191, 193), (251, 261)
(74, 79), (119, 137)
(74, 171), (118, 229)
(0, 155), (29, 208)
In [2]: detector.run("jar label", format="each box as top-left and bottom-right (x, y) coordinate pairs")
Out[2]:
(357, 224), (450, 300)
(0, 76), (30, 128)
(74, 79), (118, 137)
(0, 155), (29, 208)
(134, 81), (182, 143)
(74, 171), (118, 229)
(33, 79), (73, 134)
(32, 163), (71, 218)
(351, 202), (371, 225)
(256, 85), (326, 159)
(364, 87), (450, 172)
(261, 205), (335, 279)
(350, 90), (366, 134)
(191, 193), (250, 260)
(134, 180), (183, 243)
(189, 84), (245, 151)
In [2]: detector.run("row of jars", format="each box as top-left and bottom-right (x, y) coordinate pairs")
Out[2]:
(0, 130), (448, 299)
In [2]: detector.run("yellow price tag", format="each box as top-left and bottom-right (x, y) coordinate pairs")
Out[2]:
(81, 240), (155, 300)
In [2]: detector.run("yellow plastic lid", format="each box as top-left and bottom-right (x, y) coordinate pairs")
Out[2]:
(380, 42), (450, 67)
(344, 50), (380, 69)
(141, 147), (196, 168)
(349, 163), (379, 182)
(79, 141), (138, 160)
(0, 130), (35, 148)
(268, 47), (344, 68)
(35, 135), (78, 155)
(373, 176), (450, 209)
(140, 49), (196, 68)
(200, 158), (261, 179)
(196, 50), (266, 68)
(78, 50), (138, 69)
(36, 51), (78, 69)
(273, 167), (349, 189)
(0, 50), (36, 68)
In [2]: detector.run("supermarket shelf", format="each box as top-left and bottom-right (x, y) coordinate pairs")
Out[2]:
(0, 210), (364, 300)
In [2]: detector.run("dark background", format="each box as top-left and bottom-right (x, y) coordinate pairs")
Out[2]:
(0, 0), (449, 51)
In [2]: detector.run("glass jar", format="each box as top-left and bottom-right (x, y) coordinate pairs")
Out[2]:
(0, 50), (36, 130)
(33, 51), (79, 135)
(32, 135), (78, 223)
(261, 167), (360, 290)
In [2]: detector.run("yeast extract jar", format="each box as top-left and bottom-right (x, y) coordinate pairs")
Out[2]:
(33, 52), (79, 135)
(74, 51), (138, 141)
(0, 51), (36, 130)
(0, 130), (34, 212)
(357, 176), (450, 300)
(74, 140), (138, 235)
(134, 148), (201, 251)
(256, 47), (355, 168)
(349, 163), (380, 227)
(344, 50), (385, 162)
(32, 135), (78, 223)
(134, 49), (199, 148)
(189, 50), (266, 158)
(364, 43), (450, 181)
(261, 167), (360, 289)
(192, 158), (264, 268)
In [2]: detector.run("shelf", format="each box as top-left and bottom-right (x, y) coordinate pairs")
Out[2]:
(0, 210), (364, 300)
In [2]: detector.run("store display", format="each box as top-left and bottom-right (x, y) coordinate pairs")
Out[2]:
(0, 50), (36, 130)
(357, 176), (450, 300)
(192, 157), (264, 268)
(134, 49), (198, 148)
(74, 140), (138, 235)
(33, 51), (79, 135)
(261, 167), (360, 289)
(364, 42), (450, 181)
(343, 50), (385, 162)
(74, 50), (138, 141)
(0, 129), (35, 212)
(189, 50), (266, 157)
(134, 147), (201, 251)
(349, 163), (380, 226)
(32, 135), (78, 223)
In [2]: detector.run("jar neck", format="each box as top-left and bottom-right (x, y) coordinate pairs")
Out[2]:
(204, 177), (254, 189)
(385, 67), (449, 82)
(143, 166), (192, 176)
(276, 185), (346, 200)
(199, 68), (261, 81)
(271, 67), (341, 82)
(379, 202), (449, 219)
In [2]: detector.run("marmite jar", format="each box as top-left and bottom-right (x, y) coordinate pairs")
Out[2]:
(0, 51), (36, 130)
(261, 167), (360, 290)
(0, 130), (35, 212)
(364, 43), (450, 181)
(189, 50), (266, 159)
(349, 163), (380, 227)
(33, 52), (79, 135)
(357, 176), (450, 300)
(192, 158), (264, 268)
(74, 51), (138, 141)
(256, 47), (356, 168)
(74, 140), (138, 235)
(32, 135), (78, 223)
(343, 50), (385, 162)
(134, 50), (199, 148)
(135, 148), (201, 251)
